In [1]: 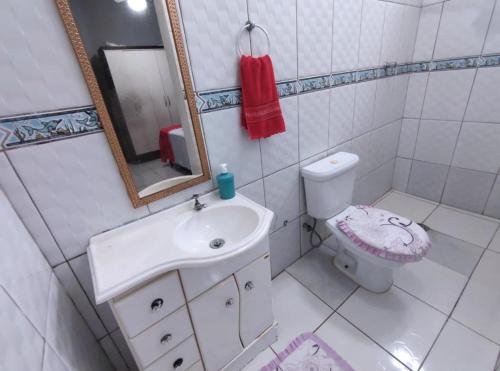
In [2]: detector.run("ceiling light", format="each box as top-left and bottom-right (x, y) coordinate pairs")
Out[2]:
(127, 0), (147, 12)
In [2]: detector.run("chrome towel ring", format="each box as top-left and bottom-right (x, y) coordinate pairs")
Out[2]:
(236, 20), (271, 57)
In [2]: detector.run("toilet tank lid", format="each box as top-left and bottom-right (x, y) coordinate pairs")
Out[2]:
(301, 152), (359, 181)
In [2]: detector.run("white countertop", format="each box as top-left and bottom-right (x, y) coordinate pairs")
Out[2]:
(88, 192), (274, 304)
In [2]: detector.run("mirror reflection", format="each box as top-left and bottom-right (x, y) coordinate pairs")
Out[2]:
(68, 0), (202, 197)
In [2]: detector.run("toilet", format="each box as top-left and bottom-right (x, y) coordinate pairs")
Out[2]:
(301, 152), (431, 293)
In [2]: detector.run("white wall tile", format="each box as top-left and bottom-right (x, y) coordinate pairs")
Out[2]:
(353, 159), (394, 205)
(202, 107), (263, 187)
(42, 342), (71, 371)
(422, 69), (476, 121)
(264, 164), (300, 232)
(484, 176), (500, 219)
(483, 1), (500, 55)
(248, 0), (297, 81)
(371, 120), (401, 169)
(178, 0), (249, 91)
(351, 131), (374, 178)
(393, 157), (412, 192)
(0, 0), (92, 117)
(404, 72), (429, 119)
(45, 274), (114, 371)
(7, 133), (149, 259)
(465, 66), (500, 123)
(434, 0), (496, 59)
(442, 167), (496, 213)
(237, 179), (265, 207)
(407, 160), (448, 201)
(269, 218), (301, 278)
(329, 84), (355, 147)
(298, 90), (330, 160)
(0, 190), (52, 337)
(0, 288), (45, 371)
(373, 75), (408, 128)
(353, 80), (377, 136)
(452, 122), (500, 173)
(398, 118), (420, 158)
(0, 153), (64, 266)
(53, 262), (107, 339)
(147, 180), (214, 214)
(69, 254), (118, 333)
(414, 120), (461, 165)
(332, 0), (362, 72)
(260, 96), (299, 176)
(297, 0), (334, 77)
(99, 336), (129, 371)
(358, 0), (386, 69)
(412, 3), (442, 61)
(110, 329), (139, 371)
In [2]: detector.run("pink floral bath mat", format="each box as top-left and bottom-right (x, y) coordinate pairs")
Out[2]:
(260, 333), (355, 371)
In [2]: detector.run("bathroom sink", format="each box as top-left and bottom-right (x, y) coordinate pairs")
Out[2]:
(174, 205), (260, 253)
(87, 192), (274, 303)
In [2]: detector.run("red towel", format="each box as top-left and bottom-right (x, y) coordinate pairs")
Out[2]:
(159, 124), (182, 163)
(240, 55), (286, 140)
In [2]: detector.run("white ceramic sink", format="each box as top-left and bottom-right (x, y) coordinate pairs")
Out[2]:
(174, 205), (260, 253)
(88, 192), (274, 303)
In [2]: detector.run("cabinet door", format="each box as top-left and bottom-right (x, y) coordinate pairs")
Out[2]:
(188, 276), (243, 371)
(234, 255), (274, 346)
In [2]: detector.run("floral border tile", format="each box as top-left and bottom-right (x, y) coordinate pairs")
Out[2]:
(277, 80), (298, 98)
(298, 75), (330, 94)
(0, 107), (101, 149)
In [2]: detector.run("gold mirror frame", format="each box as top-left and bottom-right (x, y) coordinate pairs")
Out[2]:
(55, 0), (211, 208)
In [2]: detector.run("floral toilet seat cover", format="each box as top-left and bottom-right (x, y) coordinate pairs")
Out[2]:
(337, 205), (431, 262)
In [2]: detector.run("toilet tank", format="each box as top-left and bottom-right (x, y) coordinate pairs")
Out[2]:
(301, 152), (359, 219)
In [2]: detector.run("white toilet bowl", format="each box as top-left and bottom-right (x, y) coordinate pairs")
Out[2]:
(301, 152), (431, 293)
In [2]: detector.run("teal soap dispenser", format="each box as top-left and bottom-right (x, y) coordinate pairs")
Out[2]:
(216, 163), (235, 199)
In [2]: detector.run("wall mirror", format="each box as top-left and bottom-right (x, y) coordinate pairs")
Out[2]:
(56, 0), (210, 207)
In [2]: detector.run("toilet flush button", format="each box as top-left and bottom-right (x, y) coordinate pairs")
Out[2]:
(330, 159), (339, 164)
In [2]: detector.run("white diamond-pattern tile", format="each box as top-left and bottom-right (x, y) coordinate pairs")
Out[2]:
(0, 190), (51, 336)
(353, 160), (394, 205)
(178, 0), (249, 91)
(0, 153), (64, 266)
(331, 0), (362, 73)
(434, 0), (496, 59)
(248, 0), (297, 81)
(484, 0), (500, 55)
(422, 69), (476, 121)
(353, 80), (377, 136)
(371, 121), (401, 169)
(465, 67), (500, 123)
(297, 0), (334, 77)
(261, 96), (299, 176)
(398, 118), (420, 158)
(237, 179), (265, 207)
(202, 107), (263, 187)
(393, 157), (412, 192)
(8, 133), (149, 259)
(269, 219), (301, 278)
(45, 274), (114, 371)
(452, 122), (500, 173)
(0, 0), (92, 117)
(484, 177), (500, 219)
(330, 84), (355, 147)
(351, 132), (374, 179)
(264, 164), (300, 232)
(413, 3), (442, 62)
(373, 75), (408, 128)
(299, 90), (330, 160)
(404, 72), (429, 119)
(407, 160), (449, 202)
(0, 288), (44, 371)
(42, 342), (70, 371)
(414, 120), (461, 165)
(358, 0), (386, 69)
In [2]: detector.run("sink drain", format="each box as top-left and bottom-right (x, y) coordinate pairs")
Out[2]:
(209, 238), (225, 249)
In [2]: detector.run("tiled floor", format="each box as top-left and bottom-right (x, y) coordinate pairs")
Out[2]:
(244, 191), (500, 371)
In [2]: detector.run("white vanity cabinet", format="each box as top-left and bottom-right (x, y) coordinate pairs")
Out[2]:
(108, 253), (277, 371)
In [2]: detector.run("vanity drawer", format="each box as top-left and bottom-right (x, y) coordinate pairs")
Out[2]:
(113, 271), (185, 338)
(144, 335), (200, 371)
(130, 306), (193, 368)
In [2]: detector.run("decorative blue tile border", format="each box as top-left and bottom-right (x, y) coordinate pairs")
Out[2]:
(3, 53), (499, 148)
(197, 53), (500, 113)
(0, 106), (102, 149)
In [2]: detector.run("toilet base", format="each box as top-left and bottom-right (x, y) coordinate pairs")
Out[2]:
(333, 248), (394, 293)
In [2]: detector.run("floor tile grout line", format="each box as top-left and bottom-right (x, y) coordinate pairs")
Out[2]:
(335, 311), (412, 371)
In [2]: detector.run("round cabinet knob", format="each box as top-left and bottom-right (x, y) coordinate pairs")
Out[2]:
(225, 298), (234, 307)
(244, 281), (255, 291)
(160, 333), (172, 344)
(173, 358), (183, 368)
(150, 298), (164, 312)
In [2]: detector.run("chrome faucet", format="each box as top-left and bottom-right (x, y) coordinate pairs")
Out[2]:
(192, 194), (207, 211)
